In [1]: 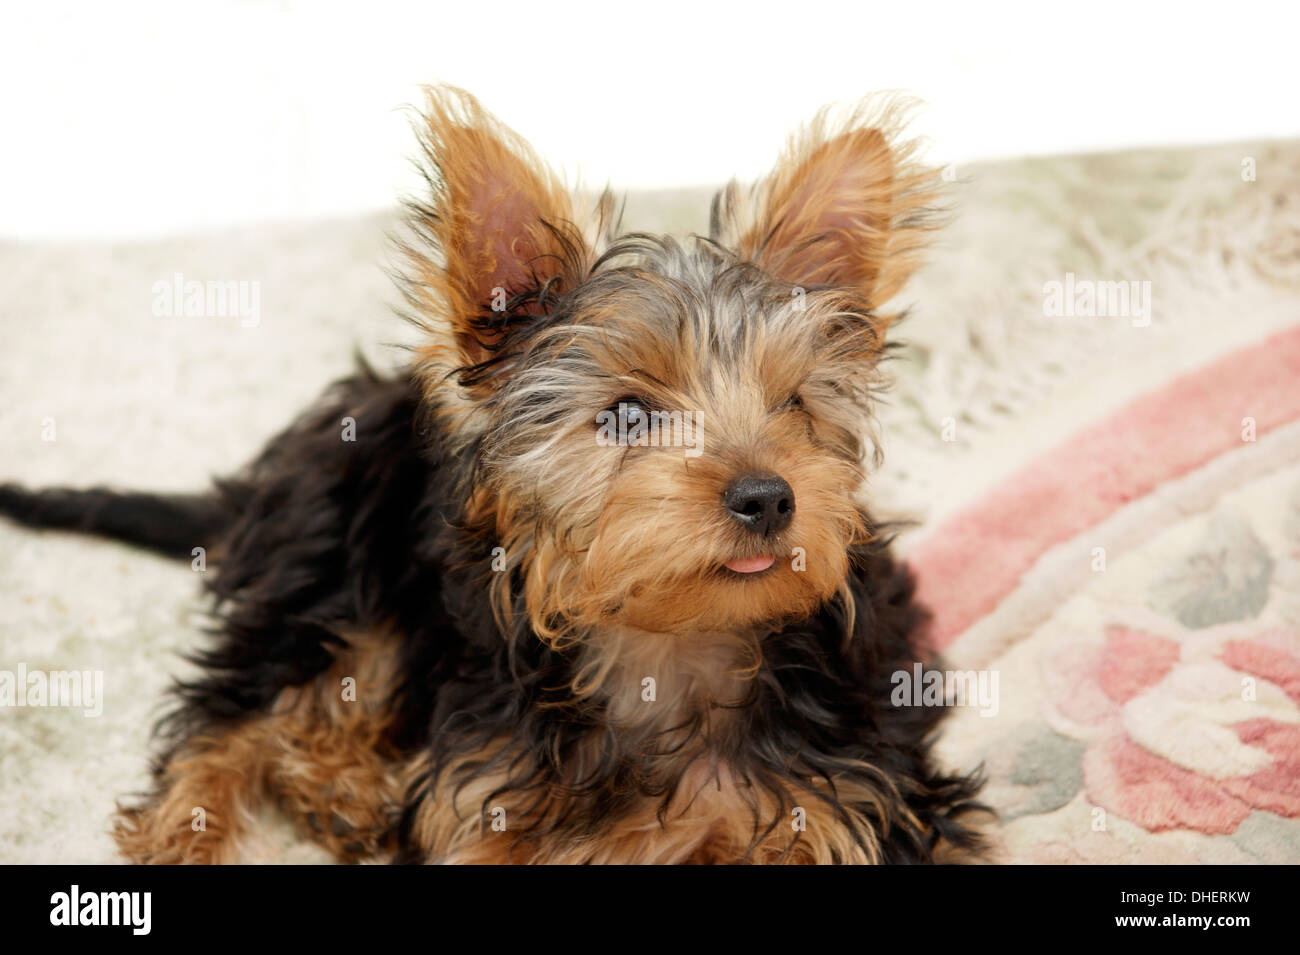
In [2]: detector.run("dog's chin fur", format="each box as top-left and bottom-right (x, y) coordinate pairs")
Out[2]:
(0, 85), (989, 864)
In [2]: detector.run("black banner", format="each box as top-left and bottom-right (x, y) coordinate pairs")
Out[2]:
(2, 864), (1283, 943)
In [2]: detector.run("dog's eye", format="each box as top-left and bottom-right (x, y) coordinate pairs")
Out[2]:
(777, 393), (804, 412)
(597, 397), (649, 430)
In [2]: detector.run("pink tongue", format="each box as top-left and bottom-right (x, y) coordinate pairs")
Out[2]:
(725, 555), (775, 574)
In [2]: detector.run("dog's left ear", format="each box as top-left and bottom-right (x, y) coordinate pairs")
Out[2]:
(711, 100), (939, 309)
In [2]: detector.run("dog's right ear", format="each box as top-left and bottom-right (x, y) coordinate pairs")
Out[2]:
(710, 97), (939, 311)
(399, 87), (609, 399)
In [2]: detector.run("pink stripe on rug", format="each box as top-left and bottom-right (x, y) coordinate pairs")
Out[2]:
(912, 323), (1300, 650)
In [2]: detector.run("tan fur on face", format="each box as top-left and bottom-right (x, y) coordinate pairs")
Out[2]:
(114, 629), (406, 864)
(482, 285), (882, 644)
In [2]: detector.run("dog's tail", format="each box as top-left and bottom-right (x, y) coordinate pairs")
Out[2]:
(0, 483), (232, 561)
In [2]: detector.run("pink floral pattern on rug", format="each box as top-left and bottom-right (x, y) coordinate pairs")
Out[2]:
(1045, 621), (1300, 836)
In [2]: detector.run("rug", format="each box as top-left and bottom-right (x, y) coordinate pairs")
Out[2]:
(915, 327), (1300, 862)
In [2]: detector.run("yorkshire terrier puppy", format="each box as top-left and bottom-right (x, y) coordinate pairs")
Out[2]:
(0, 87), (985, 864)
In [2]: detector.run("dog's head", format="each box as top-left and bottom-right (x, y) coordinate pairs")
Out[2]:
(400, 87), (939, 642)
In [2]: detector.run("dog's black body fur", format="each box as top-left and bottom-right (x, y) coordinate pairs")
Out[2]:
(1, 362), (986, 863)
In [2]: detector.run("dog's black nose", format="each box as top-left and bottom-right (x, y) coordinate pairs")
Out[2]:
(723, 475), (794, 536)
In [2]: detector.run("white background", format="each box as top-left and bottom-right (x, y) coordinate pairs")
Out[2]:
(3, 0), (1296, 239)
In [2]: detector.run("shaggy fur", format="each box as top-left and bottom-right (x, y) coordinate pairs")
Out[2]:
(0, 86), (986, 864)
